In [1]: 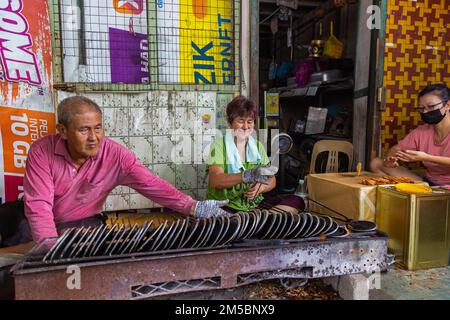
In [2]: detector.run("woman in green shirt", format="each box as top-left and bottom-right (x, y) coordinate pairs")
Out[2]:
(206, 96), (304, 213)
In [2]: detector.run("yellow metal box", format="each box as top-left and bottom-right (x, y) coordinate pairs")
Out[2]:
(376, 186), (450, 270)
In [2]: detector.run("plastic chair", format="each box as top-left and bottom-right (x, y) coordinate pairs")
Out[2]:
(309, 140), (354, 174)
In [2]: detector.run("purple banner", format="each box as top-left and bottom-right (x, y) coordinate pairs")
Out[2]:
(109, 28), (149, 84)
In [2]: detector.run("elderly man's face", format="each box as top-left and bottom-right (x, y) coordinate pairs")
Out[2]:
(59, 110), (104, 162)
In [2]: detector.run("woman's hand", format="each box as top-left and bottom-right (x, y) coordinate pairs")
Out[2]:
(395, 150), (430, 162)
(383, 156), (400, 168)
(245, 183), (265, 200)
(242, 166), (278, 185)
(191, 200), (230, 218)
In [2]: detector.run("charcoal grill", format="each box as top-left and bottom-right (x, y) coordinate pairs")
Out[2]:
(12, 209), (389, 300)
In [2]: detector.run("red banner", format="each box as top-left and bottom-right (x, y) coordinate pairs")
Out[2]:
(0, 107), (56, 202)
(0, 0), (55, 203)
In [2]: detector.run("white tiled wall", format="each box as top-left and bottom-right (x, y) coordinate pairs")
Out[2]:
(57, 90), (234, 211)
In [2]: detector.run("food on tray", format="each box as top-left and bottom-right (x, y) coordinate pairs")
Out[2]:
(360, 176), (416, 186)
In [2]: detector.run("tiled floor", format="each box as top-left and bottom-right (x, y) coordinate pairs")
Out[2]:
(377, 265), (450, 300)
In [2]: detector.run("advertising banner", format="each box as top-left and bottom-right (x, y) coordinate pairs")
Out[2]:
(157, 0), (234, 84)
(61, 0), (149, 84)
(0, 107), (56, 202)
(0, 0), (53, 111)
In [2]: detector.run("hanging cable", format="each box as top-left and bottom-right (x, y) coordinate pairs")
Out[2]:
(259, 7), (282, 25)
(306, 197), (351, 222)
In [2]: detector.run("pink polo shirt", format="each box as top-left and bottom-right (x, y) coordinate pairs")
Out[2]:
(24, 134), (196, 243)
(398, 124), (450, 185)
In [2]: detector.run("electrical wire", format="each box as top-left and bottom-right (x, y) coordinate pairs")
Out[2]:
(306, 197), (352, 223)
(259, 7), (282, 25)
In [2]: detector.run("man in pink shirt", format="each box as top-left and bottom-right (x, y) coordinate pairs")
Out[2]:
(370, 83), (450, 185)
(22, 96), (231, 244)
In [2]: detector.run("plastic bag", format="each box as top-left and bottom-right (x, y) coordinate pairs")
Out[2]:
(295, 60), (315, 86)
(276, 60), (294, 80)
(324, 21), (343, 59)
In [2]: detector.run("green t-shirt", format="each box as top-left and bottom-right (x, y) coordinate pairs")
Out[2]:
(206, 137), (270, 211)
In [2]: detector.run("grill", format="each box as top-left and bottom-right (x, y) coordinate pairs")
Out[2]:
(12, 208), (390, 300)
(36, 209), (343, 264)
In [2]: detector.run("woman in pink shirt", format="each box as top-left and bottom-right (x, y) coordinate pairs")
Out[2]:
(371, 83), (450, 186)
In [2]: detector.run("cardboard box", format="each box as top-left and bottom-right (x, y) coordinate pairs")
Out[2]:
(376, 186), (450, 270)
(307, 172), (384, 222)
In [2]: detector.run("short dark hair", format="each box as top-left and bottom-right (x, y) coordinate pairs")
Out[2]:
(226, 96), (258, 124)
(418, 83), (449, 102)
(57, 96), (102, 127)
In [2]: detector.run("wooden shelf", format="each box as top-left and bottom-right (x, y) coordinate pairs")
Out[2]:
(274, 79), (354, 98)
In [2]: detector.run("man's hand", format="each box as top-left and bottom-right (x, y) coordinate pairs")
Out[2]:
(191, 200), (230, 218)
(242, 165), (278, 185)
(245, 183), (265, 200)
(395, 150), (430, 163)
(383, 156), (400, 168)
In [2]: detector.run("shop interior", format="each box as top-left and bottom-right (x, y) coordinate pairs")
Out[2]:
(258, 0), (359, 193)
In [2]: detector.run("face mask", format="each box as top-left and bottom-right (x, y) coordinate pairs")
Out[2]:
(420, 107), (446, 124)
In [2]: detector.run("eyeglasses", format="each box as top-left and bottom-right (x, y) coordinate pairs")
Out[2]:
(415, 100), (447, 113)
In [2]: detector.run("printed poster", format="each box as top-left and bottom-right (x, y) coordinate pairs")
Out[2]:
(0, 0), (55, 203)
(61, 0), (149, 84)
(157, 0), (234, 84)
(265, 92), (279, 116)
(0, 107), (56, 202)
